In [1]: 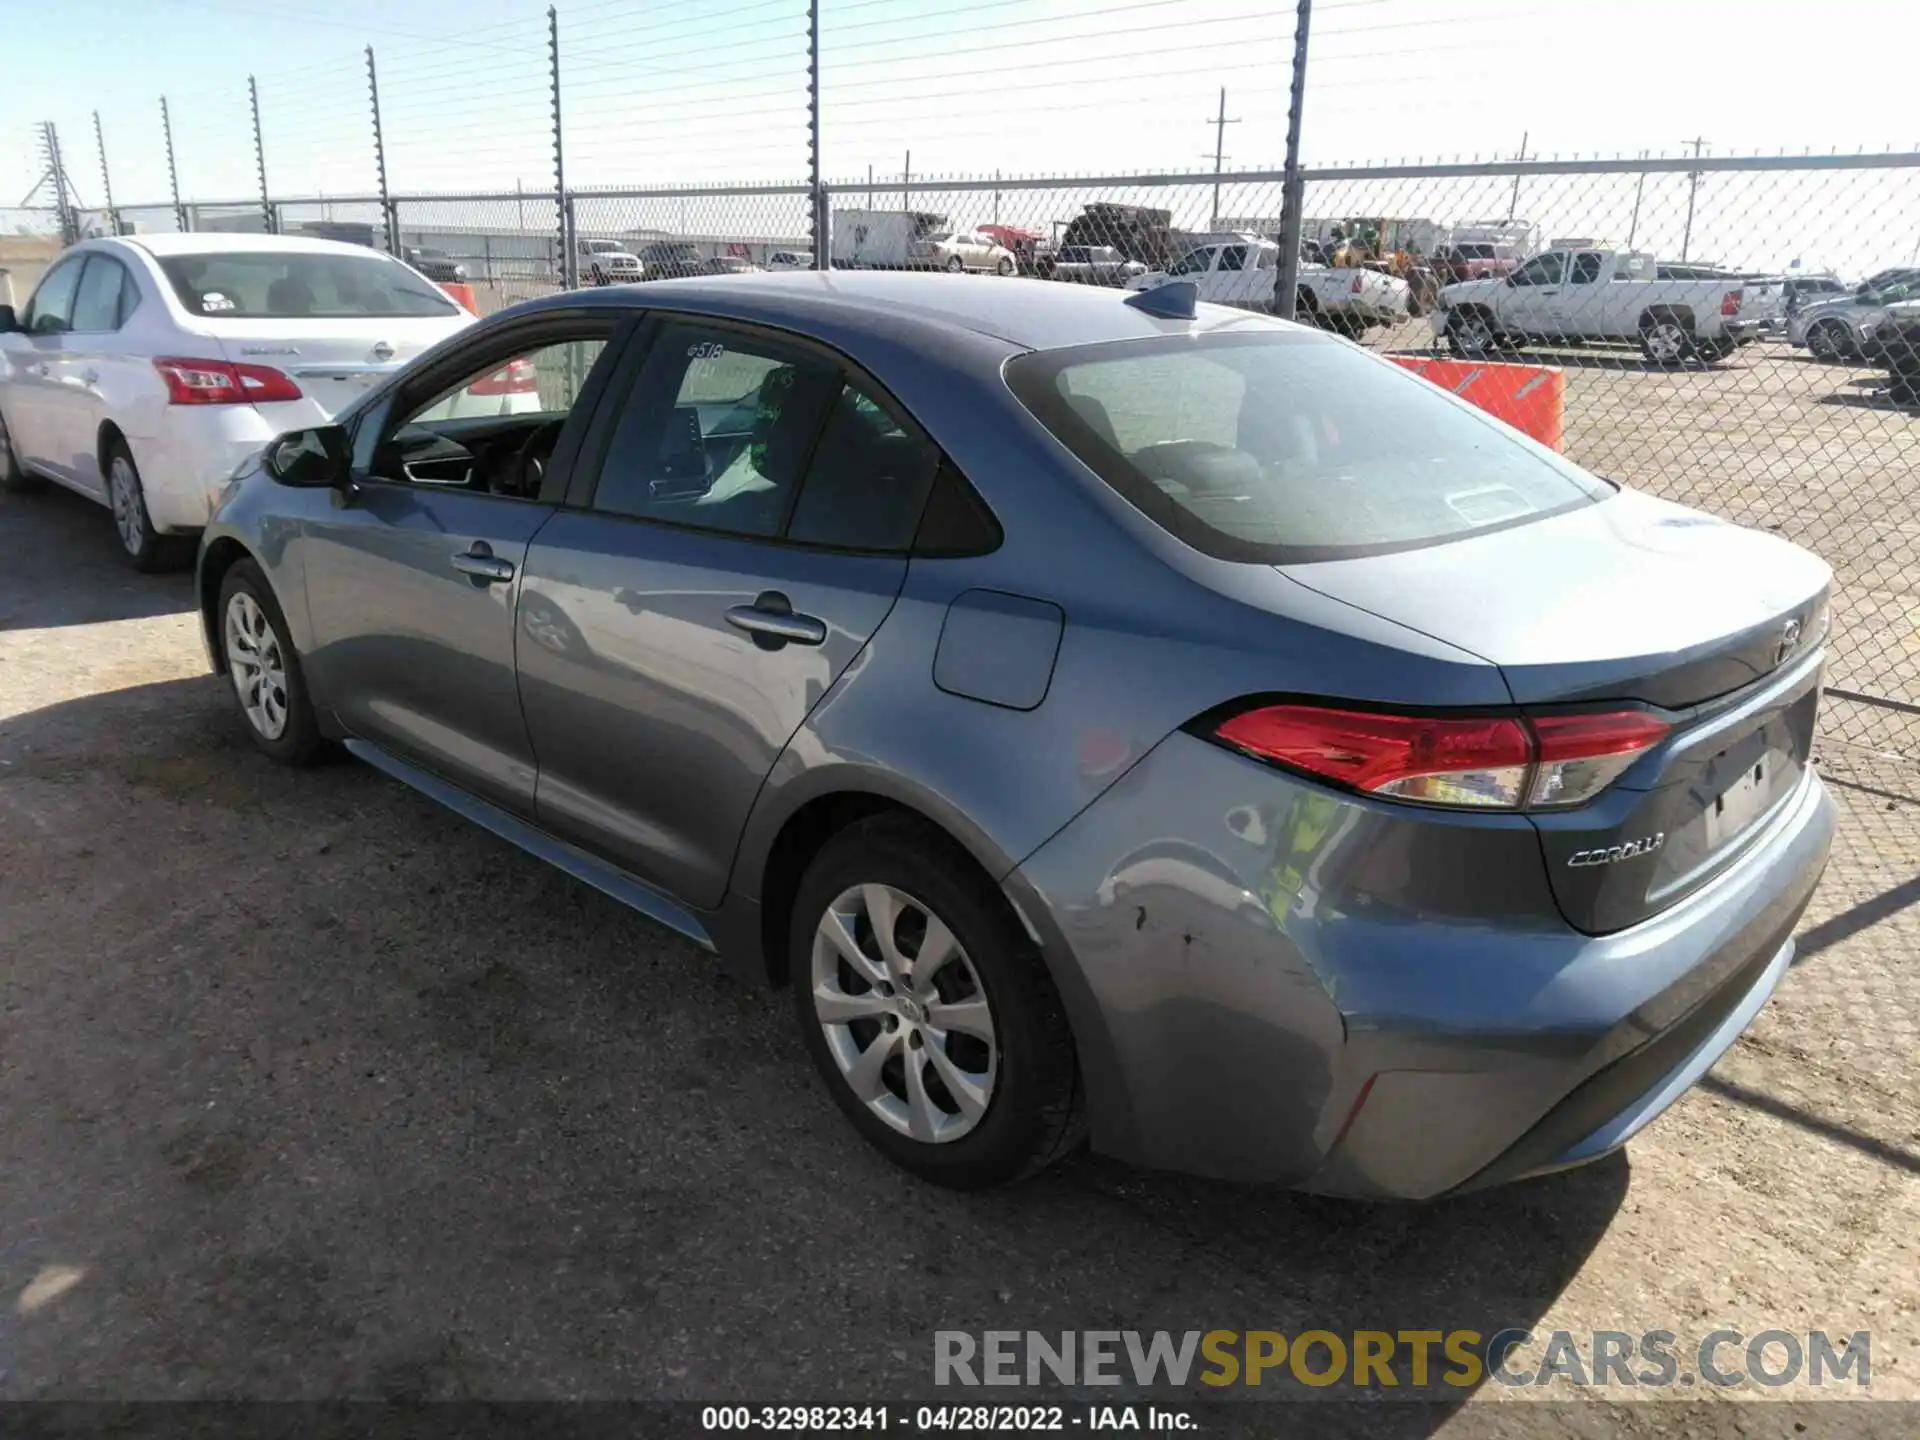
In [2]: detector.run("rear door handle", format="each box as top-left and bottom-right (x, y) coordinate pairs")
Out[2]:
(725, 591), (827, 647)
(450, 543), (515, 584)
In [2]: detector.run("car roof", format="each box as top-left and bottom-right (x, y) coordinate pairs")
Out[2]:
(113, 232), (397, 260)
(508, 270), (1287, 350)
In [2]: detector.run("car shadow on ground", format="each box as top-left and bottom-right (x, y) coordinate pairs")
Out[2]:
(0, 484), (197, 630)
(0, 675), (1630, 1427)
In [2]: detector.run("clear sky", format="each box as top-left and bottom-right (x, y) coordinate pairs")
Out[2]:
(7, 0), (1920, 272)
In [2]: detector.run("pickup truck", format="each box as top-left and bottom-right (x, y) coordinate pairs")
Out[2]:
(1431, 248), (1779, 365)
(1125, 235), (1410, 335)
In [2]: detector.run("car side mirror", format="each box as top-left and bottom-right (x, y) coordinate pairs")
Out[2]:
(263, 424), (352, 488)
(0, 305), (18, 334)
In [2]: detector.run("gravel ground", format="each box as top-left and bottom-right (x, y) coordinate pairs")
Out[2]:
(2, 435), (1917, 1437)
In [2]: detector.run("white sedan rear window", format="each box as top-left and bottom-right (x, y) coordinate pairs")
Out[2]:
(157, 252), (457, 319)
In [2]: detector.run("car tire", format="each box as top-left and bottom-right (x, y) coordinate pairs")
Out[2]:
(589, 265), (607, 287)
(789, 814), (1083, 1189)
(1446, 309), (1497, 358)
(217, 559), (327, 766)
(0, 406), (42, 494)
(996, 255), (1014, 276)
(946, 255), (965, 274)
(1292, 287), (1321, 324)
(104, 439), (188, 573)
(1806, 319), (1854, 363)
(1639, 315), (1696, 368)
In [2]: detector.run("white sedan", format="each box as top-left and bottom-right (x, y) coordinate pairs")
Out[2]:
(0, 233), (480, 569)
(908, 230), (1017, 275)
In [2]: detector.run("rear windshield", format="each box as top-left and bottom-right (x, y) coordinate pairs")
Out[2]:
(1004, 331), (1612, 563)
(157, 251), (458, 319)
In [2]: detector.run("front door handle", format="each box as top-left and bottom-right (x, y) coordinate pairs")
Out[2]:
(450, 542), (515, 584)
(725, 591), (827, 647)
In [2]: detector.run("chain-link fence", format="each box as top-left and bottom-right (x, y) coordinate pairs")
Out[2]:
(8, 6), (1919, 771)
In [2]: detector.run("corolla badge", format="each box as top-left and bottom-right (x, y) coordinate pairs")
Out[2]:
(1775, 618), (1802, 668)
(1568, 834), (1665, 868)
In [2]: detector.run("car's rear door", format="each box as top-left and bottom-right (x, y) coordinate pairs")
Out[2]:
(515, 315), (943, 908)
(300, 310), (631, 815)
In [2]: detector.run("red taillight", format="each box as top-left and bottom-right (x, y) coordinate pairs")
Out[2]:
(1349, 274), (1366, 294)
(153, 356), (302, 406)
(465, 356), (539, 396)
(1211, 703), (1670, 812)
(1721, 289), (1743, 316)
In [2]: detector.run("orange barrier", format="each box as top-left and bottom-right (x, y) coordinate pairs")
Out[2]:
(439, 281), (480, 316)
(1388, 355), (1565, 452)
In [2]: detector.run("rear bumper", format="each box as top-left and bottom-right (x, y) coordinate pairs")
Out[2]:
(134, 406), (287, 533)
(1009, 734), (1834, 1198)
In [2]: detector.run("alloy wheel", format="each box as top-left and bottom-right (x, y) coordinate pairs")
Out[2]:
(810, 882), (998, 1144)
(1645, 321), (1689, 364)
(108, 456), (146, 556)
(225, 591), (290, 741)
(1452, 314), (1493, 356)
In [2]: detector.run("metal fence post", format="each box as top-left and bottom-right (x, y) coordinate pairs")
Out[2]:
(93, 111), (119, 236)
(1273, 0), (1312, 320)
(808, 0), (823, 269)
(549, 5), (573, 290)
(248, 76), (275, 234)
(367, 48), (398, 255)
(161, 96), (188, 232)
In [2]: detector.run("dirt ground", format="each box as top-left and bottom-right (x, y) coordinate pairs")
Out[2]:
(2, 367), (1917, 1435)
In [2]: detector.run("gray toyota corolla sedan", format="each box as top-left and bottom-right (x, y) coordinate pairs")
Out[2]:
(196, 272), (1835, 1196)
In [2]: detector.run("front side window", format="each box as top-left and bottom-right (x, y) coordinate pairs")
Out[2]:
(1005, 331), (1613, 564)
(1569, 252), (1605, 285)
(1218, 246), (1248, 273)
(156, 250), (457, 319)
(407, 338), (608, 426)
(1169, 248), (1215, 277)
(1509, 254), (1565, 287)
(24, 255), (85, 334)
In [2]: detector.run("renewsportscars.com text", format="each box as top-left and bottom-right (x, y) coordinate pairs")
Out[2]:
(933, 1329), (1871, 1391)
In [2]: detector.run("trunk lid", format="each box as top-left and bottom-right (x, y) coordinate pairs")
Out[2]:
(198, 314), (472, 422)
(1283, 489), (1831, 933)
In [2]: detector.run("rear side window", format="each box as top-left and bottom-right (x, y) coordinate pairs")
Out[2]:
(69, 256), (135, 332)
(156, 250), (457, 319)
(1005, 331), (1612, 564)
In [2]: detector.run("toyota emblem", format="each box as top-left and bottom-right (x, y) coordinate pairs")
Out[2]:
(1775, 618), (1802, 667)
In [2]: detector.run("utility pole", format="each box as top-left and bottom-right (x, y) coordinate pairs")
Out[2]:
(549, 6), (572, 288)
(160, 98), (187, 233)
(1626, 149), (1649, 248)
(93, 111), (118, 236)
(1204, 87), (1241, 231)
(1505, 130), (1528, 223)
(1274, 1), (1311, 320)
(367, 49), (396, 254)
(249, 76), (274, 234)
(902, 149), (911, 216)
(1680, 135), (1709, 261)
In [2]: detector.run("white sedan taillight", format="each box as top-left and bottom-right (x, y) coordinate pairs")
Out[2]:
(154, 356), (303, 405)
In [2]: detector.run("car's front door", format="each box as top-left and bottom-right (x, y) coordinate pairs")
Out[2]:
(300, 313), (629, 814)
(516, 316), (944, 908)
(2, 253), (87, 479)
(1502, 252), (1566, 340)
